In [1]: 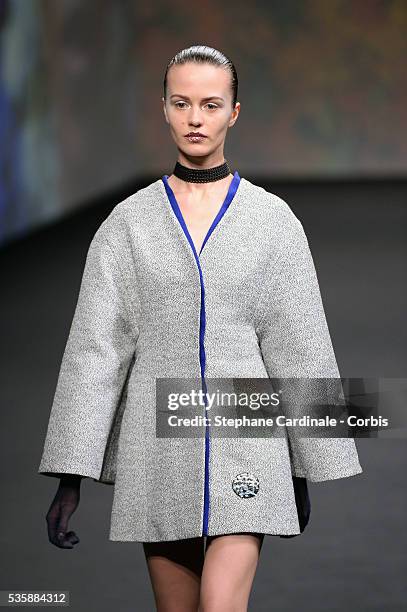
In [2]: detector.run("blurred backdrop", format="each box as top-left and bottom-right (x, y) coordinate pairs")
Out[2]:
(1, 2), (406, 612)
(0, 0), (406, 244)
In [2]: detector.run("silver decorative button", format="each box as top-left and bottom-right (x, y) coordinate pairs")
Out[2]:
(232, 472), (260, 498)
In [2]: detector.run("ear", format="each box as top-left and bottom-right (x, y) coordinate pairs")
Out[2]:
(229, 102), (241, 128)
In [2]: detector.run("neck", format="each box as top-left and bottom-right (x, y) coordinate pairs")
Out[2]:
(177, 155), (226, 170)
(171, 158), (232, 186)
(168, 172), (234, 195)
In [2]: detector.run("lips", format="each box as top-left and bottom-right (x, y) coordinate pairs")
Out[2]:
(185, 133), (207, 142)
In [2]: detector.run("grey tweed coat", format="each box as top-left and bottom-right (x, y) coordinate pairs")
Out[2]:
(38, 171), (363, 542)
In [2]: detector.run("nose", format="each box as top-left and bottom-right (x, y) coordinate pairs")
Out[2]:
(188, 105), (203, 126)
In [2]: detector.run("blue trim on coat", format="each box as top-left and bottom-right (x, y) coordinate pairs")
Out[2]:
(161, 170), (241, 535)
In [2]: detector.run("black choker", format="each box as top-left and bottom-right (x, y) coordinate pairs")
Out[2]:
(173, 160), (231, 183)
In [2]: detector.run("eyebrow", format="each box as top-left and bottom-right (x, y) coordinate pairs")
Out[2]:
(170, 95), (224, 102)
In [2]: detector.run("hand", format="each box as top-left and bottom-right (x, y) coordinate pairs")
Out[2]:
(292, 476), (311, 531)
(45, 476), (82, 548)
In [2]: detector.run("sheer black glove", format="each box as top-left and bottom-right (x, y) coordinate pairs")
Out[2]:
(280, 476), (311, 538)
(45, 475), (82, 548)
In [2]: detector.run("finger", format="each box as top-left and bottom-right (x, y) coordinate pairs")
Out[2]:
(56, 508), (70, 536)
(47, 514), (63, 546)
(47, 521), (74, 548)
(65, 530), (80, 545)
(55, 531), (74, 548)
(52, 512), (74, 548)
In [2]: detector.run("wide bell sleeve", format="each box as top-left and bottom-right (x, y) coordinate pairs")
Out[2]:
(256, 211), (363, 482)
(38, 228), (138, 482)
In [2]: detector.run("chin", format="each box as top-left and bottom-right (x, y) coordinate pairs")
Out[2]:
(179, 145), (209, 157)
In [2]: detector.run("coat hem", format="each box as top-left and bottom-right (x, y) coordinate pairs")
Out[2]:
(108, 525), (302, 542)
(305, 463), (363, 483)
(38, 466), (101, 480)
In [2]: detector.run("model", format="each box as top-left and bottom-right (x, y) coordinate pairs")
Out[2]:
(38, 45), (363, 611)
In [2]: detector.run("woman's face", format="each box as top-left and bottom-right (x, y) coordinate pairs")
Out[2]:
(162, 62), (240, 161)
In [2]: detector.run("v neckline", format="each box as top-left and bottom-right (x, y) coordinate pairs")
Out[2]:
(161, 170), (241, 260)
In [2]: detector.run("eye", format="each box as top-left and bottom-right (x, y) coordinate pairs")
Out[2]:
(174, 101), (219, 110)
